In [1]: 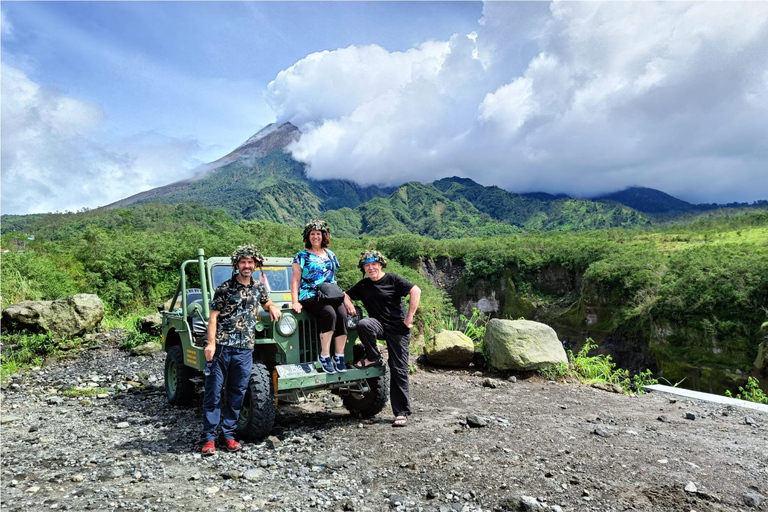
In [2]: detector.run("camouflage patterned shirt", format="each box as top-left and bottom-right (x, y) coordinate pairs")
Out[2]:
(211, 277), (269, 349)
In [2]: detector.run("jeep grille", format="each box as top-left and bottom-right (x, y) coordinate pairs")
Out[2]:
(297, 317), (320, 363)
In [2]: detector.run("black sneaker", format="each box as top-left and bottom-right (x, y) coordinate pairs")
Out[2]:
(318, 355), (337, 374)
(333, 355), (348, 373)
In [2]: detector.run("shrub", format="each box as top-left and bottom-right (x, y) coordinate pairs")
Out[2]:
(542, 339), (658, 394)
(725, 377), (768, 404)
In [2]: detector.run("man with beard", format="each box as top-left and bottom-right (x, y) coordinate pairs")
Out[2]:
(201, 244), (281, 455)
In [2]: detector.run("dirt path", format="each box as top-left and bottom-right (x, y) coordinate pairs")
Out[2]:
(1, 341), (767, 512)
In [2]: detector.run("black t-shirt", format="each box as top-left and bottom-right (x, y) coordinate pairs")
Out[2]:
(347, 273), (415, 334)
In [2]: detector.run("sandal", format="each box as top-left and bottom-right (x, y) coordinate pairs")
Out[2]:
(354, 358), (384, 369)
(392, 415), (407, 427)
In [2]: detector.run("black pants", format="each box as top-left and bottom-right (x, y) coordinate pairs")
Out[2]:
(357, 317), (411, 417)
(300, 297), (348, 337)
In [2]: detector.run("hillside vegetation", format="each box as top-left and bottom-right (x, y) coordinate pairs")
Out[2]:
(2, 204), (767, 395)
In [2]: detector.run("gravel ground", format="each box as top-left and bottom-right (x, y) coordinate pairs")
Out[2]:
(1, 337), (767, 512)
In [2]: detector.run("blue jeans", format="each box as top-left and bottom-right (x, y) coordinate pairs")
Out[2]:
(202, 345), (253, 442)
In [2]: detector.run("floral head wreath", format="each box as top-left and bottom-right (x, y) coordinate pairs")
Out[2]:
(231, 244), (265, 268)
(358, 250), (387, 272)
(302, 219), (330, 239)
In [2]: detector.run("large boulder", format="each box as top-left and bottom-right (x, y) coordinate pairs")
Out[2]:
(424, 330), (475, 367)
(484, 319), (567, 371)
(1, 294), (104, 337)
(139, 313), (163, 334)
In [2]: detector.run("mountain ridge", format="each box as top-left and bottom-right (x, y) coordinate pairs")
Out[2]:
(50, 122), (768, 238)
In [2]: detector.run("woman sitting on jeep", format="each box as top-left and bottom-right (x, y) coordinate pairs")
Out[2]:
(290, 220), (349, 374)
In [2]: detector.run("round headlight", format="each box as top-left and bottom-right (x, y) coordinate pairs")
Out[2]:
(276, 313), (297, 337)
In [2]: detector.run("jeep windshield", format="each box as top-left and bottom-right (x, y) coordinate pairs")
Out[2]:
(211, 264), (293, 293)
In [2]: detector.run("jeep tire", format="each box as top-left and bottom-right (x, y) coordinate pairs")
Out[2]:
(236, 361), (276, 441)
(164, 345), (196, 406)
(342, 372), (390, 418)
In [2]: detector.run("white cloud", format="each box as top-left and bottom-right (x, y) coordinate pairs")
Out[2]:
(1, 8), (13, 39)
(267, 1), (768, 203)
(1, 65), (202, 214)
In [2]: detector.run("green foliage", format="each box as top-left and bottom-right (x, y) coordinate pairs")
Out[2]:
(0, 331), (83, 377)
(2, 196), (766, 394)
(62, 387), (109, 397)
(425, 308), (490, 353)
(568, 341), (622, 383)
(544, 340), (658, 394)
(724, 377), (768, 404)
(98, 310), (161, 350)
(538, 362), (569, 381)
(0, 247), (84, 308)
(434, 177), (651, 232)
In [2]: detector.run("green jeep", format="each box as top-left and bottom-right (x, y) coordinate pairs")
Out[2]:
(161, 249), (388, 440)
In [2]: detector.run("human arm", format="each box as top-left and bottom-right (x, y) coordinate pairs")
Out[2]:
(205, 310), (219, 362)
(403, 285), (421, 329)
(263, 299), (281, 322)
(343, 292), (357, 316)
(290, 262), (303, 313)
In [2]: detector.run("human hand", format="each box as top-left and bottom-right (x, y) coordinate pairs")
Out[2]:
(270, 305), (282, 322)
(292, 301), (302, 313)
(204, 343), (215, 362)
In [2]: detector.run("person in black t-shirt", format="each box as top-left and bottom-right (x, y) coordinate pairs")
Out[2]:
(344, 250), (421, 427)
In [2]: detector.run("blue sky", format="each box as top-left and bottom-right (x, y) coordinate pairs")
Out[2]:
(2, 2), (767, 214)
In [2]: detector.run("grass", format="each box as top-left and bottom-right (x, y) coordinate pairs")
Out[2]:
(1, 332), (65, 380)
(538, 339), (658, 394)
(425, 308), (490, 346)
(0, 309), (159, 379)
(102, 309), (160, 350)
(62, 387), (109, 397)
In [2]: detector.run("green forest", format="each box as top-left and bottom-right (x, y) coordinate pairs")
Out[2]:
(2, 203), (768, 395)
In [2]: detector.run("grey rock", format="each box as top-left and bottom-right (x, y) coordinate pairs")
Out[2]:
(593, 426), (611, 437)
(482, 378), (499, 389)
(744, 416), (757, 426)
(484, 319), (567, 371)
(743, 492), (763, 508)
(311, 452), (350, 469)
(504, 494), (544, 511)
(684, 482), (697, 493)
(131, 342), (162, 356)
(139, 313), (163, 334)
(424, 330), (475, 367)
(685, 411), (696, 420)
(591, 382), (623, 393)
(1, 415), (23, 424)
(466, 414), (488, 428)
(100, 469), (125, 480)
(242, 468), (267, 481)
(2, 294), (104, 336)
(116, 422), (130, 429)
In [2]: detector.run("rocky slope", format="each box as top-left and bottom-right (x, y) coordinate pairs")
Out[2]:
(1, 338), (767, 512)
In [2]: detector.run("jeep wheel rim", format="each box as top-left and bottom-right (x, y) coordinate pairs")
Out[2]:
(167, 361), (177, 392)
